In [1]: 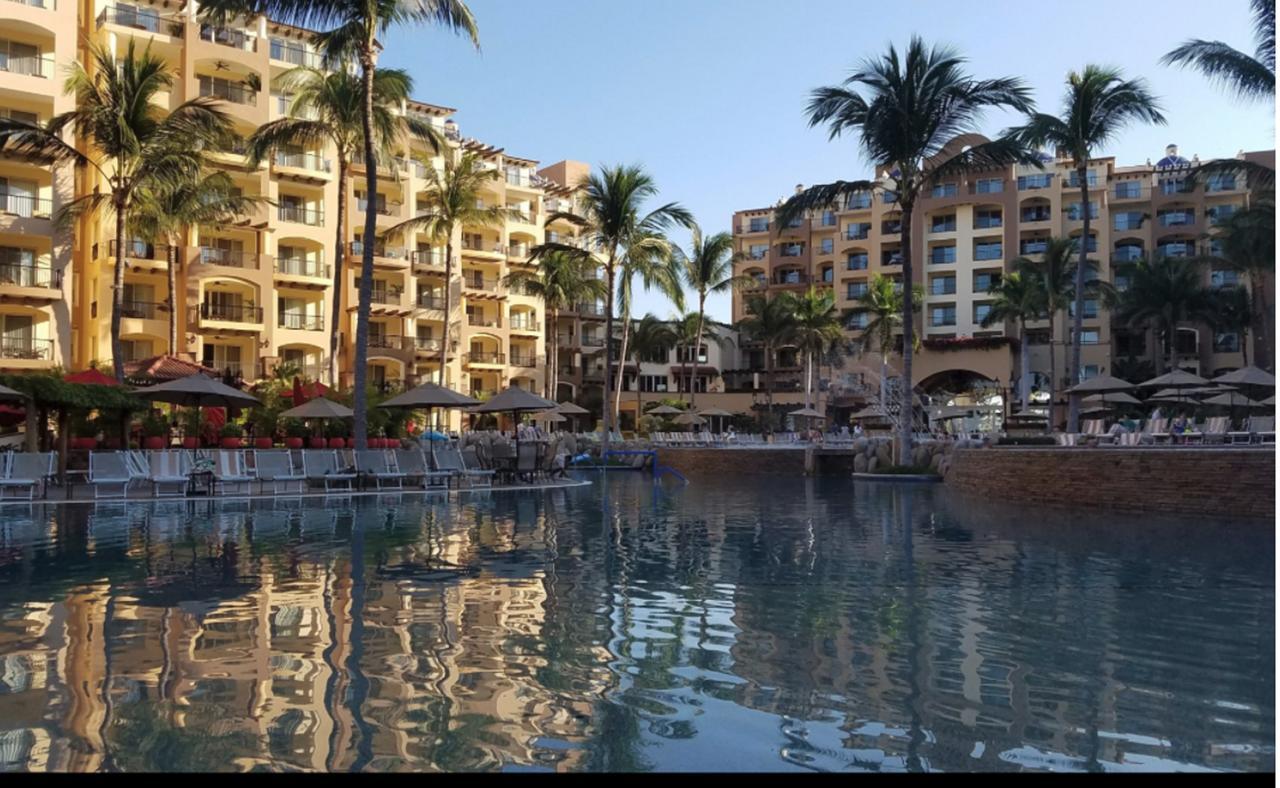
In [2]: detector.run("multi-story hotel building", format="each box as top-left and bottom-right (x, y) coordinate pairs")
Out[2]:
(0, 0), (598, 419)
(732, 135), (1275, 422)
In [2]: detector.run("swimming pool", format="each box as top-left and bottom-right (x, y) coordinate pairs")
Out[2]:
(0, 474), (1272, 772)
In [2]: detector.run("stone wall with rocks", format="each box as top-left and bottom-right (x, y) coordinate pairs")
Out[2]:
(946, 447), (1274, 519)
(843, 437), (982, 475)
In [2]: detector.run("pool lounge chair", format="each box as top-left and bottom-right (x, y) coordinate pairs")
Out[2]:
(89, 451), (133, 499)
(0, 452), (54, 500)
(1144, 418), (1170, 445)
(393, 448), (451, 490)
(1250, 416), (1275, 444)
(1227, 417), (1257, 445)
(254, 450), (306, 495)
(355, 450), (407, 489)
(1201, 416), (1231, 444)
(211, 450), (254, 494)
(434, 444), (494, 488)
(303, 450), (357, 492)
(147, 450), (191, 497)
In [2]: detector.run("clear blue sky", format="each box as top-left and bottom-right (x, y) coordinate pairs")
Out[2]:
(381, 0), (1275, 323)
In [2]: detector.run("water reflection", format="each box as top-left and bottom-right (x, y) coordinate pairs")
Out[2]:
(0, 477), (1272, 772)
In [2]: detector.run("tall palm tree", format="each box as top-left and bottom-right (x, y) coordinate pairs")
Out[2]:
(1208, 285), (1255, 367)
(384, 152), (507, 389)
(612, 234), (684, 420)
(790, 286), (844, 412)
(202, 0), (480, 449)
(979, 272), (1040, 411)
(670, 309), (729, 403)
(534, 165), (691, 441)
(775, 37), (1035, 457)
(1014, 237), (1077, 422)
(1195, 199), (1276, 368)
(853, 274), (922, 410)
(1163, 0), (1275, 103)
(1115, 257), (1217, 373)
(674, 224), (747, 408)
(128, 172), (260, 356)
(626, 314), (676, 428)
(1010, 66), (1164, 431)
(502, 250), (606, 399)
(736, 293), (796, 432)
(0, 41), (232, 381)
(246, 65), (438, 386)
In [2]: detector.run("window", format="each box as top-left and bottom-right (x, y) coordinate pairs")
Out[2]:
(819, 238), (834, 255)
(676, 345), (708, 364)
(749, 243), (768, 260)
(748, 217), (769, 232)
(1214, 332), (1240, 352)
(1159, 177), (1192, 195)
(1073, 328), (1100, 345)
(1070, 234), (1098, 254)
(1113, 266), (1135, 292)
(821, 210), (837, 226)
(638, 374), (668, 393)
(847, 311), (869, 329)
(882, 218), (903, 234)
(974, 241), (1002, 261)
(882, 191), (898, 204)
(1206, 175), (1237, 193)
(1113, 211), (1144, 231)
(784, 217), (803, 228)
(1157, 209), (1195, 227)
(1020, 238), (1048, 256)
(929, 245), (956, 265)
(929, 275), (956, 296)
(846, 252), (868, 271)
(1018, 174), (1053, 190)
(1113, 242), (1143, 262)
(846, 222), (871, 240)
(120, 339), (153, 363)
(930, 214), (956, 233)
(779, 242), (804, 257)
(821, 267), (833, 283)
(1021, 204), (1051, 222)
(1114, 181), (1142, 199)
(975, 178), (1003, 194)
(1211, 269), (1241, 288)
(932, 183), (958, 198)
(1157, 241), (1194, 259)
(973, 271), (1001, 292)
(1066, 170), (1098, 188)
(1025, 329), (1050, 346)
(1069, 299), (1100, 319)
(0, 38), (47, 78)
(973, 303), (994, 324)
(974, 209), (1002, 229)
(845, 193), (872, 210)
(1207, 205), (1238, 226)
(0, 177), (43, 218)
(1079, 365), (1100, 381)
(882, 249), (903, 266)
(930, 306), (956, 327)
(846, 281), (868, 299)
(1066, 202), (1099, 221)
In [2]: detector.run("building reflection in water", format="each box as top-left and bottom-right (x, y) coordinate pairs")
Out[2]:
(0, 477), (1272, 772)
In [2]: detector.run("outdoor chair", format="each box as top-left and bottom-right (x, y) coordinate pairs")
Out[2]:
(89, 451), (133, 498)
(1146, 418), (1171, 445)
(254, 450), (306, 495)
(1250, 416), (1275, 444)
(148, 450), (191, 497)
(1227, 418), (1255, 444)
(302, 450), (356, 492)
(515, 442), (539, 482)
(1201, 416), (1231, 444)
(212, 450), (254, 495)
(394, 448), (451, 490)
(355, 450), (407, 490)
(434, 444), (494, 488)
(0, 452), (54, 500)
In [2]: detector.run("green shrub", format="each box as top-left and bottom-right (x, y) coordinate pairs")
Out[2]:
(323, 419), (348, 439)
(220, 423), (243, 439)
(140, 412), (169, 437)
(281, 418), (309, 439)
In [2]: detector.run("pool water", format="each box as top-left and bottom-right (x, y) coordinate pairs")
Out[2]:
(0, 475), (1272, 772)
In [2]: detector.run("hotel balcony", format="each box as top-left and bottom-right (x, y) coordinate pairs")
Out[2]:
(97, 6), (185, 46)
(272, 151), (333, 183)
(412, 336), (443, 355)
(277, 205), (324, 227)
(0, 336), (54, 368)
(269, 39), (323, 69)
(198, 24), (259, 53)
(0, 53), (55, 100)
(196, 302), (264, 330)
(464, 351), (506, 368)
(416, 293), (447, 311)
(278, 313), (324, 332)
(115, 300), (167, 337)
(188, 246), (262, 271)
(508, 316), (540, 335)
(0, 193), (52, 235)
(460, 238), (507, 260)
(466, 313), (498, 328)
(0, 264), (62, 302)
(462, 274), (501, 294)
(367, 334), (414, 363)
(509, 352), (537, 368)
(94, 240), (171, 272)
(349, 241), (410, 270)
(411, 249), (450, 274)
(273, 257), (330, 286)
(573, 302), (606, 320)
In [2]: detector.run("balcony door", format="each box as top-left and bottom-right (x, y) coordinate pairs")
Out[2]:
(201, 237), (243, 265)
(1, 314), (33, 355)
(0, 177), (38, 218)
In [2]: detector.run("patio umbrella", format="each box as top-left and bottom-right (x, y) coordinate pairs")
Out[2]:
(554, 401), (590, 432)
(1261, 395), (1275, 406)
(697, 406), (733, 434)
(0, 383), (24, 401)
(471, 388), (558, 439)
(673, 411), (706, 427)
(648, 404), (683, 416)
(1138, 369), (1210, 411)
(850, 405), (890, 421)
(790, 406), (824, 433)
(280, 397), (353, 420)
(1067, 374), (1135, 394)
(65, 368), (121, 387)
(533, 409), (567, 424)
(1201, 392), (1266, 408)
(132, 374), (260, 409)
(1213, 366), (1275, 388)
(1083, 391), (1142, 407)
(379, 381), (480, 435)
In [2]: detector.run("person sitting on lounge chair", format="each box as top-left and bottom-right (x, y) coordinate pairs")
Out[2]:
(1170, 414), (1190, 443)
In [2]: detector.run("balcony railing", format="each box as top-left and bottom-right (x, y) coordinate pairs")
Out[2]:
(414, 293), (445, 310)
(356, 201), (400, 216)
(279, 313), (324, 331)
(9, 0), (56, 8)
(461, 239), (507, 255)
(580, 335), (604, 347)
(574, 303), (605, 317)
(0, 337), (52, 360)
(411, 249), (447, 268)
(465, 351), (505, 365)
(0, 54), (54, 79)
(367, 335), (404, 351)
(509, 317), (539, 331)
(370, 291), (402, 306)
(97, 240), (170, 262)
(118, 300), (162, 319)
(773, 272), (811, 286)
(199, 25), (257, 51)
(0, 264), (60, 289)
(198, 78), (256, 105)
(510, 353), (537, 367)
(278, 205), (323, 225)
(274, 151), (331, 172)
(196, 247), (260, 269)
(0, 193), (52, 218)
(349, 242), (409, 261)
(269, 40), (321, 67)
(199, 302), (263, 323)
(737, 223), (770, 233)
(97, 6), (179, 34)
(467, 314), (497, 327)
(275, 257), (328, 278)
(463, 275), (499, 291)
(413, 337), (442, 353)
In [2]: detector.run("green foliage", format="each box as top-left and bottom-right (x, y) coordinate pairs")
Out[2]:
(0, 371), (144, 412)
(323, 419), (348, 439)
(219, 422), (243, 439)
(281, 418), (309, 439)
(140, 412), (170, 437)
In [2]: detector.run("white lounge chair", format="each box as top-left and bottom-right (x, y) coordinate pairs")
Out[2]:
(89, 451), (133, 498)
(212, 450), (254, 494)
(302, 449), (356, 491)
(393, 448), (451, 490)
(1201, 416), (1231, 444)
(355, 449), (407, 489)
(148, 451), (191, 497)
(1250, 416), (1275, 444)
(434, 444), (494, 488)
(0, 452), (54, 500)
(254, 450), (305, 495)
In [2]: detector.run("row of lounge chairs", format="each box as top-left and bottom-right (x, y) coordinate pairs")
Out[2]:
(1061, 416), (1275, 447)
(648, 432), (803, 447)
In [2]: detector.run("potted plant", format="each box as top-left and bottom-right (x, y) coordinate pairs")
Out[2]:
(220, 422), (245, 449)
(251, 407), (278, 449)
(141, 412), (170, 450)
(385, 419), (403, 449)
(70, 414), (99, 450)
(181, 408), (202, 449)
(324, 419), (346, 449)
(282, 418), (307, 450)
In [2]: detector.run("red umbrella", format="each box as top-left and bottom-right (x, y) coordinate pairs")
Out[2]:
(0, 404), (24, 427)
(65, 368), (121, 387)
(292, 376), (305, 404)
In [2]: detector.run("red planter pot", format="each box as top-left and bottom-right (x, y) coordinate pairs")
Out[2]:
(71, 437), (98, 450)
(182, 437), (199, 450)
(327, 438), (346, 449)
(254, 437), (274, 449)
(104, 437), (123, 449)
(309, 437), (327, 449)
(143, 436), (167, 450)
(285, 437), (304, 449)
(221, 437), (244, 449)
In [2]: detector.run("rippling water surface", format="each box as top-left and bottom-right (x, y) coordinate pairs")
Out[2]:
(0, 474), (1272, 772)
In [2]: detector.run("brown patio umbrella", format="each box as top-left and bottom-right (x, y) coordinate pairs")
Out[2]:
(673, 411), (706, 427)
(1213, 367), (1276, 387)
(647, 404), (683, 416)
(1201, 392), (1266, 408)
(132, 374), (260, 409)
(1067, 374), (1135, 394)
(0, 383), (23, 401)
(281, 397), (354, 419)
(379, 381), (480, 434)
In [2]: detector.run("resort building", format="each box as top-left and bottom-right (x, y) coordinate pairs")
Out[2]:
(0, 1), (595, 415)
(732, 136), (1275, 421)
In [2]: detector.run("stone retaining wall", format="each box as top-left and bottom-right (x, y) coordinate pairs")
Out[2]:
(946, 447), (1274, 520)
(654, 447), (807, 478)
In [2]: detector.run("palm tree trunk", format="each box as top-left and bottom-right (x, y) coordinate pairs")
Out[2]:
(1066, 165), (1090, 433)
(1251, 272), (1270, 370)
(546, 306), (557, 398)
(1019, 318), (1031, 411)
(601, 256), (616, 443)
(1242, 326), (1249, 367)
(635, 372), (643, 432)
(166, 237), (178, 355)
(804, 348), (813, 411)
(690, 299), (706, 409)
(1047, 313), (1057, 432)
(897, 199), (915, 463)
(111, 195), (127, 382)
(329, 157), (348, 387)
(439, 240), (454, 386)
(351, 44), (380, 450)
(880, 355), (888, 410)
(765, 342), (775, 432)
(612, 307), (630, 428)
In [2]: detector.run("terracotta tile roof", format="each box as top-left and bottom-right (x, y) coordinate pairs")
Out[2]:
(124, 355), (215, 382)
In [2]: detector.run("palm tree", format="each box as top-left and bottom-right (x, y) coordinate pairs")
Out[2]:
(502, 250), (606, 399)
(674, 224), (747, 409)
(626, 314), (676, 428)
(670, 309), (729, 403)
(1010, 66), (1164, 431)
(0, 41), (232, 381)
(736, 294), (796, 432)
(853, 274), (922, 410)
(1014, 237), (1077, 421)
(1115, 257), (1217, 373)
(774, 37), (1035, 457)
(1162, 0), (1275, 103)
(611, 234), (684, 420)
(246, 65), (437, 386)
(979, 272), (1040, 411)
(128, 172), (260, 356)
(1195, 200), (1275, 367)
(534, 165), (691, 441)
(384, 152), (507, 390)
(1208, 285), (1255, 367)
(790, 287), (844, 412)
(202, 0), (480, 449)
